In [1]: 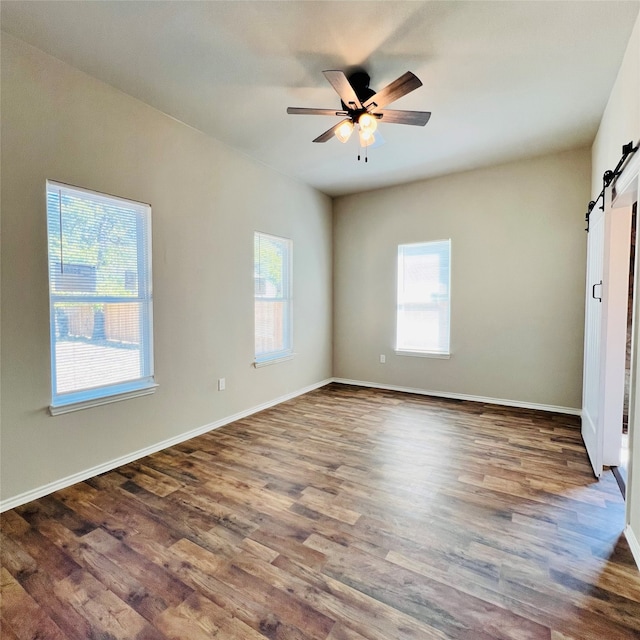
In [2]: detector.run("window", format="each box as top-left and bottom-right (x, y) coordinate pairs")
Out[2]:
(396, 239), (451, 357)
(254, 232), (292, 365)
(46, 182), (155, 413)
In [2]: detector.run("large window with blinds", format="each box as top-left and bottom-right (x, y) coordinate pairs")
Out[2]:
(46, 181), (155, 413)
(254, 232), (292, 365)
(396, 239), (451, 357)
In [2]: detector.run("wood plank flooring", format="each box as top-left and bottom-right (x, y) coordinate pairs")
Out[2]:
(2, 383), (640, 639)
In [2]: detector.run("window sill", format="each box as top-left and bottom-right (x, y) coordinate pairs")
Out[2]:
(394, 350), (450, 359)
(49, 384), (158, 416)
(253, 354), (295, 368)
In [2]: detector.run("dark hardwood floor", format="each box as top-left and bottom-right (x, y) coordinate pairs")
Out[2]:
(2, 383), (640, 639)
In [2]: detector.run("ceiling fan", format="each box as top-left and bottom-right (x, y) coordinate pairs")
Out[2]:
(287, 69), (431, 149)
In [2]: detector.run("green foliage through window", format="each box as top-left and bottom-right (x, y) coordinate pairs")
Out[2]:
(46, 181), (154, 409)
(47, 189), (140, 297)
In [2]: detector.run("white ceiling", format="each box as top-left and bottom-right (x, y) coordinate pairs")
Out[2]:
(2, 1), (639, 197)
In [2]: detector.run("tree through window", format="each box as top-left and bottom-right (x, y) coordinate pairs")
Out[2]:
(46, 181), (154, 412)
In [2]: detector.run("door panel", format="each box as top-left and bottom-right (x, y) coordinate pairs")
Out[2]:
(582, 204), (605, 477)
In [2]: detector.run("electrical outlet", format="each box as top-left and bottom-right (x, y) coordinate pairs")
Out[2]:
(379, 354), (386, 364)
(218, 378), (226, 391)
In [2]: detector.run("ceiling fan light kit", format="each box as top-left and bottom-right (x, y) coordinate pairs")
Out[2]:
(358, 127), (375, 147)
(358, 112), (378, 133)
(335, 120), (354, 143)
(287, 69), (431, 160)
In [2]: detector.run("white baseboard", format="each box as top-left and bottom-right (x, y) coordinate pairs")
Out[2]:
(0, 377), (580, 512)
(0, 378), (333, 513)
(625, 525), (640, 572)
(331, 378), (581, 416)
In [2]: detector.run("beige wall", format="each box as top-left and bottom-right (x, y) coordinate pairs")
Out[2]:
(0, 34), (333, 504)
(333, 148), (590, 410)
(592, 16), (640, 197)
(591, 14), (640, 563)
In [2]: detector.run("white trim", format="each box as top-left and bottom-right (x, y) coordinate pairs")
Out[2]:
(394, 350), (450, 359)
(47, 179), (151, 209)
(253, 353), (295, 368)
(612, 144), (640, 209)
(49, 384), (158, 415)
(625, 525), (640, 572)
(1, 378), (332, 513)
(331, 378), (581, 415)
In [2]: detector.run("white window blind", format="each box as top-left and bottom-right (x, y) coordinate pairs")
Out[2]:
(396, 239), (451, 356)
(254, 232), (292, 364)
(46, 181), (154, 411)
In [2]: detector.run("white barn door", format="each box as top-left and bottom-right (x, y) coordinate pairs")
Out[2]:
(582, 203), (606, 477)
(582, 185), (631, 479)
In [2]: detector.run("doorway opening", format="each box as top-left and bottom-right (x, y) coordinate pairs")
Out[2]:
(615, 201), (638, 499)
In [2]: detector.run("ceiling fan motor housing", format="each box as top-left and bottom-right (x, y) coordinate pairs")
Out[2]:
(341, 71), (376, 112)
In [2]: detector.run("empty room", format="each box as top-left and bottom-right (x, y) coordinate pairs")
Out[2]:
(2, 1), (640, 639)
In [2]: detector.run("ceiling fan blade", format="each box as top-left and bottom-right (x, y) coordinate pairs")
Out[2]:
(375, 109), (431, 126)
(313, 118), (351, 143)
(323, 70), (363, 110)
(363, 71), (423, 110)
(287, 107), (347, 116)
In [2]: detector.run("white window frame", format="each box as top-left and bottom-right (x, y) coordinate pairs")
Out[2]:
(46, 181), (156, 414)
(395, 239), (451, 358)
(254, 231), (293, 366)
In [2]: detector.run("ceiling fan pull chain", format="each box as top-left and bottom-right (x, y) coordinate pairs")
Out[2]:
(357, 145), (370, 163)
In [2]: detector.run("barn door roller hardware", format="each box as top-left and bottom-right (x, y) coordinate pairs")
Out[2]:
(585, 141), (638, 232)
